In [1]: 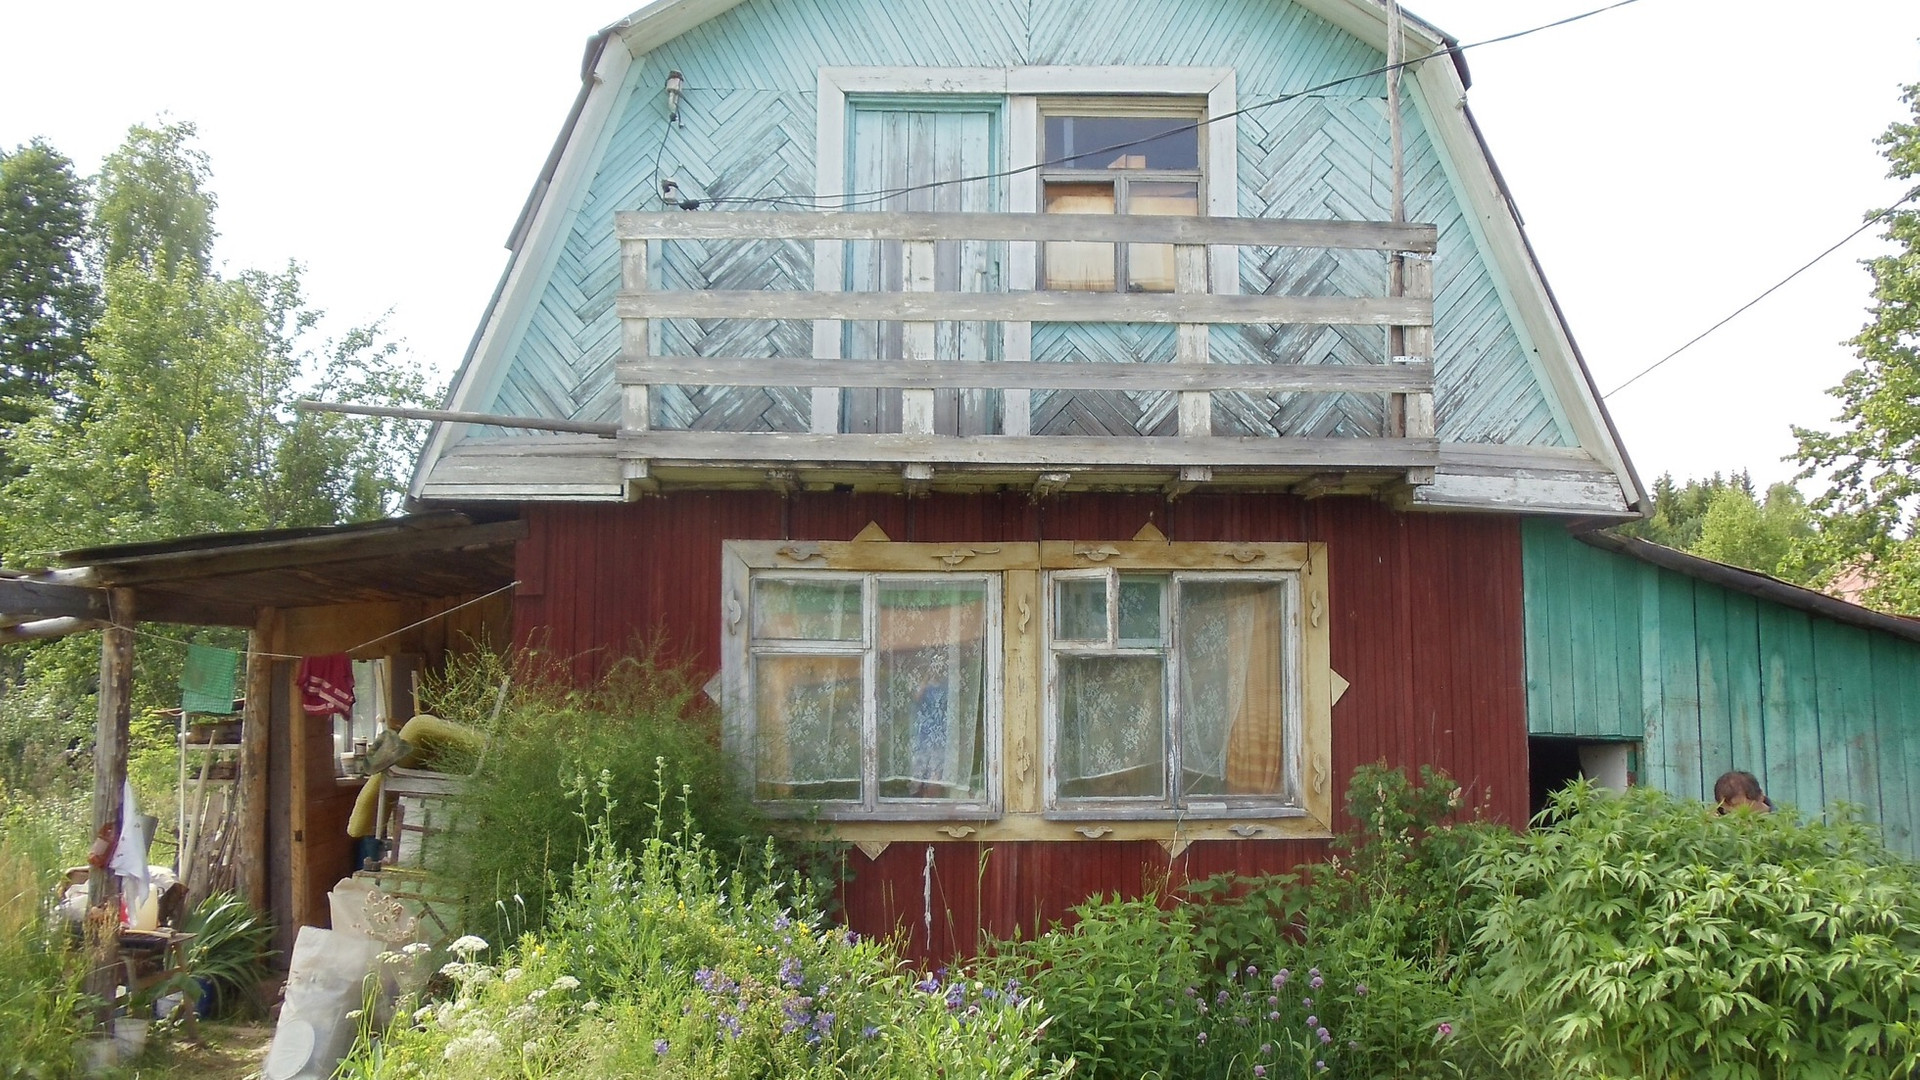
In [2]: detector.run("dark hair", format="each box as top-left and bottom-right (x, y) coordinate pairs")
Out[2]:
(1713, 770), (1764, 806)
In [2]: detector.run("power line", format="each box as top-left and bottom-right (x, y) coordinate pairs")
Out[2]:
(1604, 186), (1920, 399)
(681, 0), (1647, 211)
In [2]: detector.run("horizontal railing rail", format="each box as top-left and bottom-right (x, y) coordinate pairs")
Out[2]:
(614, 356), (1432, 394)
(614, 210), (1437, 251)
(611, 211), (1437, 492)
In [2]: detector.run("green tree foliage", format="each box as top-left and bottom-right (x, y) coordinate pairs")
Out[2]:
(0, 139), (97, 462)
(1694, 482), (1822, 581)
(92, 120), (216, 277)
(1616, 470), (1756, 550)
(1795, 77), (1920, 612)
(0, 122), (436, 778)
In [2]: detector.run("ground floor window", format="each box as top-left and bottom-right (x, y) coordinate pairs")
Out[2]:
(719, 531), (1334, 842)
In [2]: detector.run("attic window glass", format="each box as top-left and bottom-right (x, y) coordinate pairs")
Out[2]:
(1040, 106), (1204, 293)
(748, 573), (999, 817)
(1046, 569), (1300, 816)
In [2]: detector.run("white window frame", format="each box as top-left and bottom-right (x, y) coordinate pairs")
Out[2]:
(730, 561), (1004, 821)
(1042, 567), (1305, 820)
(812, 66), (1238, 435)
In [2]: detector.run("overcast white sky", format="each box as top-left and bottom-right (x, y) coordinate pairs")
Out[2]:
(2, 0), (1917, 492)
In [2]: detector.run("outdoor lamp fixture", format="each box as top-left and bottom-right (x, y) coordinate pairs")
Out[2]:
(666, 70), (685, 125)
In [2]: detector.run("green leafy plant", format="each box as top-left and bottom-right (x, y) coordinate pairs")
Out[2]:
(1466, 780), (1920, 1079)
(181, 891), (274, 1018)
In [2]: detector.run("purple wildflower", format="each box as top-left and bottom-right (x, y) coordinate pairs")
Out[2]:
(1246, 964), (1259, 976)
(1306, 1015), (1318, 1027)
(1354, 983), (1369, 997)
(1302, 997), (1314, 1009)
(1260, 1044), (1272, 1055)
(1310, 975), (1324, 989)
(1273, 970), (1289, 989)
(1196, 1032), (1208, 1045)
(780, 957), (805, 989)
(1216, 989), (1231, 1005)
(1308, 967), (1320, 978)
(1185, 986), (1199, 997)
(773, 914), (791, 931)
(1319, 1028), (1332, 1044)
(862, 1025), (880, 1039)
(1254, 1068), (1267, 1079)
(1316, 1061), (1327, 1072)
(653, 1038), (669, 1056)
(1268, 1011), (1280, 1021)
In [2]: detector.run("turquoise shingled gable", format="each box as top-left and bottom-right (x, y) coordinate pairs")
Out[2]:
(477, 0), (1571, 448)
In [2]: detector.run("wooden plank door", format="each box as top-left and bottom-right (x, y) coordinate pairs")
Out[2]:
(843, 103), (1001, 435)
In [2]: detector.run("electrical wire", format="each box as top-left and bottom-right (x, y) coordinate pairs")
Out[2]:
(1603, 186), (1920, 399)
(674, 0), (1647, 211)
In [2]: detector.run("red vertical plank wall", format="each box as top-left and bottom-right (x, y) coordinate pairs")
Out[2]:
(513, 492), (1527, 958)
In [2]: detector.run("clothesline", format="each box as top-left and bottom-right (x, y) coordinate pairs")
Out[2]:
(116, 580), (522, 662)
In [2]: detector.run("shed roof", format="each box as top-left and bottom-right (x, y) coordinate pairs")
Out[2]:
(2, 512), (522, 628)
(1575, 529), (1920, 645)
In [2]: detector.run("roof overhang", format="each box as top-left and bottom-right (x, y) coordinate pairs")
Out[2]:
(0, 512), (524, 635)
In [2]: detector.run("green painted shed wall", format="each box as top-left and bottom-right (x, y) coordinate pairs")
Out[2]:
(475, 0), (1572, 448)
(1522, 519), (1920, 855)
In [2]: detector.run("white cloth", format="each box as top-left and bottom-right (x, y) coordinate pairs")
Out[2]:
(108, 779), (152, 916)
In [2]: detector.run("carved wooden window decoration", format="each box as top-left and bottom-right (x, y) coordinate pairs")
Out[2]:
(719, 533), (1333, 843)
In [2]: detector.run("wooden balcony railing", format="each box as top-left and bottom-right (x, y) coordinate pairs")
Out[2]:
(613, 210), (1437, 492)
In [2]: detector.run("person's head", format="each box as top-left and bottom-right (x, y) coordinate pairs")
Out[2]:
(1713, 769), (1767, 812)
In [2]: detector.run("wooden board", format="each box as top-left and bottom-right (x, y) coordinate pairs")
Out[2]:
(616, 210), (1438, 251)
(616, 289), (1431, 327)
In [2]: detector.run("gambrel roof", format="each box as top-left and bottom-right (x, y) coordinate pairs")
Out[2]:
(412, 0), (1644, 517)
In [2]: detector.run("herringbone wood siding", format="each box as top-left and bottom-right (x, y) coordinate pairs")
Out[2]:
(477, 0), (1570, 449)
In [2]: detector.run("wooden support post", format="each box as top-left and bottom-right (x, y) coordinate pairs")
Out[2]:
(234, 608), (274, 913)
(620, 238), (658, 498)
(900, 239), (937, 436)
(85, 587), (134, 1031)
(1175, 244), (1211, 437)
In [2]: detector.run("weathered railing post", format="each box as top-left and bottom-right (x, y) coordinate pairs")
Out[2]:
(620, 237), (657, 497)
(1389, 251), (1435, 486)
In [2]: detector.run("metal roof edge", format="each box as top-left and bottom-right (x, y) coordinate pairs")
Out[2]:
(1575, 529), (1920, 644)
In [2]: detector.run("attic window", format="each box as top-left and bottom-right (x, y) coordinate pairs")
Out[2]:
(1040, 104), (1205, 293)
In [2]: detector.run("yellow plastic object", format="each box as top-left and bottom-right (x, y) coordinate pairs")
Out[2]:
(347, 773), (383, 839)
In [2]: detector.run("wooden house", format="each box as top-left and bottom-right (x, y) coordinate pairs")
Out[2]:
(403, 0), (1648, 954)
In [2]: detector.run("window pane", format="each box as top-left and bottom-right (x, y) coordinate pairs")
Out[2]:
(754, 579), (862, 641)
(1045, 115), (1200, 171)
(1179, 581), (1287, 799)
(754, 654), (863, 802)
(1127, 181), (1201, 293)
(1043, 182), (1115, 292)
(1054, 577), (1107, 643)
(1117, 576), (1163, 645)
(1056, 655), (1165, 799)
(876, 581), (990, 801)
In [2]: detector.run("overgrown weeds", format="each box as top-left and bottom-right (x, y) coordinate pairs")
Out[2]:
(342, 763), (1064, 1080)
(420, 645), (761, 937)
(0, 796), (90, 1079)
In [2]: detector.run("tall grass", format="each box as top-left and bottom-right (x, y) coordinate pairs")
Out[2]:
(420, 645), (761, 937)
(0, 795), (90, 1079)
